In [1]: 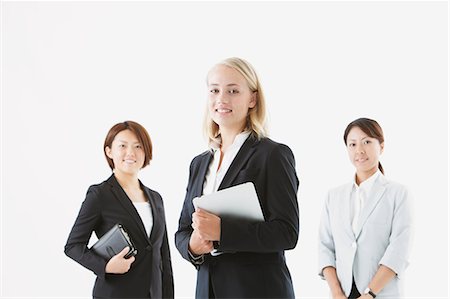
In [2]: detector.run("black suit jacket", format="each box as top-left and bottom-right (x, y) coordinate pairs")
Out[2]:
(175, 135), (299, 298)
(65, 175), (174, 299)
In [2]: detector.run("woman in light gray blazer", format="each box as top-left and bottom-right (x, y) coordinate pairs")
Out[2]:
(318, 118), (413, 299)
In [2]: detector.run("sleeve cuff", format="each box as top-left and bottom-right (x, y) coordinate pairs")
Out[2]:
(188, 250), (205, 265)
(379, 254), (409, 279)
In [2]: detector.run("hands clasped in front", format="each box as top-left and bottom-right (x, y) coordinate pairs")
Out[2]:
(105, 246), (135, 274)
(332, 292), (374, 299)
(189, 209), (221, 256)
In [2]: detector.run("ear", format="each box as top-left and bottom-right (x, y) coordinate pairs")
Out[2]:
(105, 146), (113, 159)
(249, 91), (257, 109)
(380, 142), (385, 154)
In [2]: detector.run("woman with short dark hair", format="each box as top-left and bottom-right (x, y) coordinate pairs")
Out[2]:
(65, 120), (174, 298)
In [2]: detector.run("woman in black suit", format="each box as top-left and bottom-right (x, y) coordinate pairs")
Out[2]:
(175, 57), (299, 298)
(65, 121), (174, 299)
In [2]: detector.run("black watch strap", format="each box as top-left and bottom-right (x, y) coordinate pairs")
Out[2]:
(367, 290), (377, 298)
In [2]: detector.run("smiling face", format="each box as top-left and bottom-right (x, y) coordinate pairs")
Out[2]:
(105, 129), (145, 176)
(207, 64), (256, 134)
(346, 126), (384, 180)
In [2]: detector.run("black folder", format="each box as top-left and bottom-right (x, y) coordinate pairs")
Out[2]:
(91, 224), (137, 260)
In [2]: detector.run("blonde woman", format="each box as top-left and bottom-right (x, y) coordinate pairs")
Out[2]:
(175, 57), (299, 298)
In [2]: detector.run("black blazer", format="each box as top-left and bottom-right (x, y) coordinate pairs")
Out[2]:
(175, 135), (299, 298)
(65, 175), (174, 299)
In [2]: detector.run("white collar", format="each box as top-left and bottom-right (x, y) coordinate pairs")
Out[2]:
(353, 170), (381, 195)
(209, 131), (251, 152)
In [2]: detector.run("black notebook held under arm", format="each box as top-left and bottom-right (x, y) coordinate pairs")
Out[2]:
(91, 224), (137, 260)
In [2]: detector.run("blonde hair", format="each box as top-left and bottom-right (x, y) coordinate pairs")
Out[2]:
(203, 57), (268, 145)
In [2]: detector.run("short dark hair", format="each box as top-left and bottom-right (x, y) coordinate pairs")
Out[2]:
(343, 118), (385, 174)
(103, 121), (153, 170)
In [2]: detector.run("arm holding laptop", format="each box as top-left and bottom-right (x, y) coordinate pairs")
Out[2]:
(192, 143), (299, 253)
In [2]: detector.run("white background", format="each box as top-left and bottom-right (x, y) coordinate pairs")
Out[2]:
(1, 1), (448, 298)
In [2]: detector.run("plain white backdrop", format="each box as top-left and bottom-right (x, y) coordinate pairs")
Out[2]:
(1, 1), (448, 298)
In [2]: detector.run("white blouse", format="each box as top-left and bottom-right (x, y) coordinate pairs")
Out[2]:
(133, 201), (153, 238)
(202, 131), (251, 195)
(350, 170), (381, 235)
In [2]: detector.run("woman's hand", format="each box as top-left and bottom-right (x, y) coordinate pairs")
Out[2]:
(192, 209), (221, 241)
(322, 266), (347, 299)
(105, 247), (135, 274)
(188, 229), (214, 256)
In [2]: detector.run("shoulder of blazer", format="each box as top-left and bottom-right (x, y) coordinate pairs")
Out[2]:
(255, 137), (275, 151)
(377, 175), (410, 197)
(327, 175), (408, 198)
(189, 149), (213, 169)
(327, 182), (353, 200)
(256, 137), (295, 155)
(257, 136), (277, 146)
(84, 175), (115, 195)
(192, 149), (212, 162)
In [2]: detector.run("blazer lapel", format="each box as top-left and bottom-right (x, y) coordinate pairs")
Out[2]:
(341, 183), (356, 239)
(194, 151), (213, 197)
(142, 186), (159, 243)
(107, 175), (150, 244)
(355, 175), (388, 239)
(218, 135), (258, 190)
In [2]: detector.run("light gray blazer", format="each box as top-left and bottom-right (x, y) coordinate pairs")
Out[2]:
(318, 174), (413, 298)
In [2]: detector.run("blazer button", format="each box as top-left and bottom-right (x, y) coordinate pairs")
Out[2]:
(145, 245), (152, 251)
(351, 242), (357, 248)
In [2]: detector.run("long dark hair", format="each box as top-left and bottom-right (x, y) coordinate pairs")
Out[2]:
(343, 118), (385, 174)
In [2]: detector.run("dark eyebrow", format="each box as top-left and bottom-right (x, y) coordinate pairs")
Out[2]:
(347, 136), (369, 142)
(117, 140), (140, 144)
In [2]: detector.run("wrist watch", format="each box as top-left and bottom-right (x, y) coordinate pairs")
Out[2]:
(363, 287), (377, 298)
